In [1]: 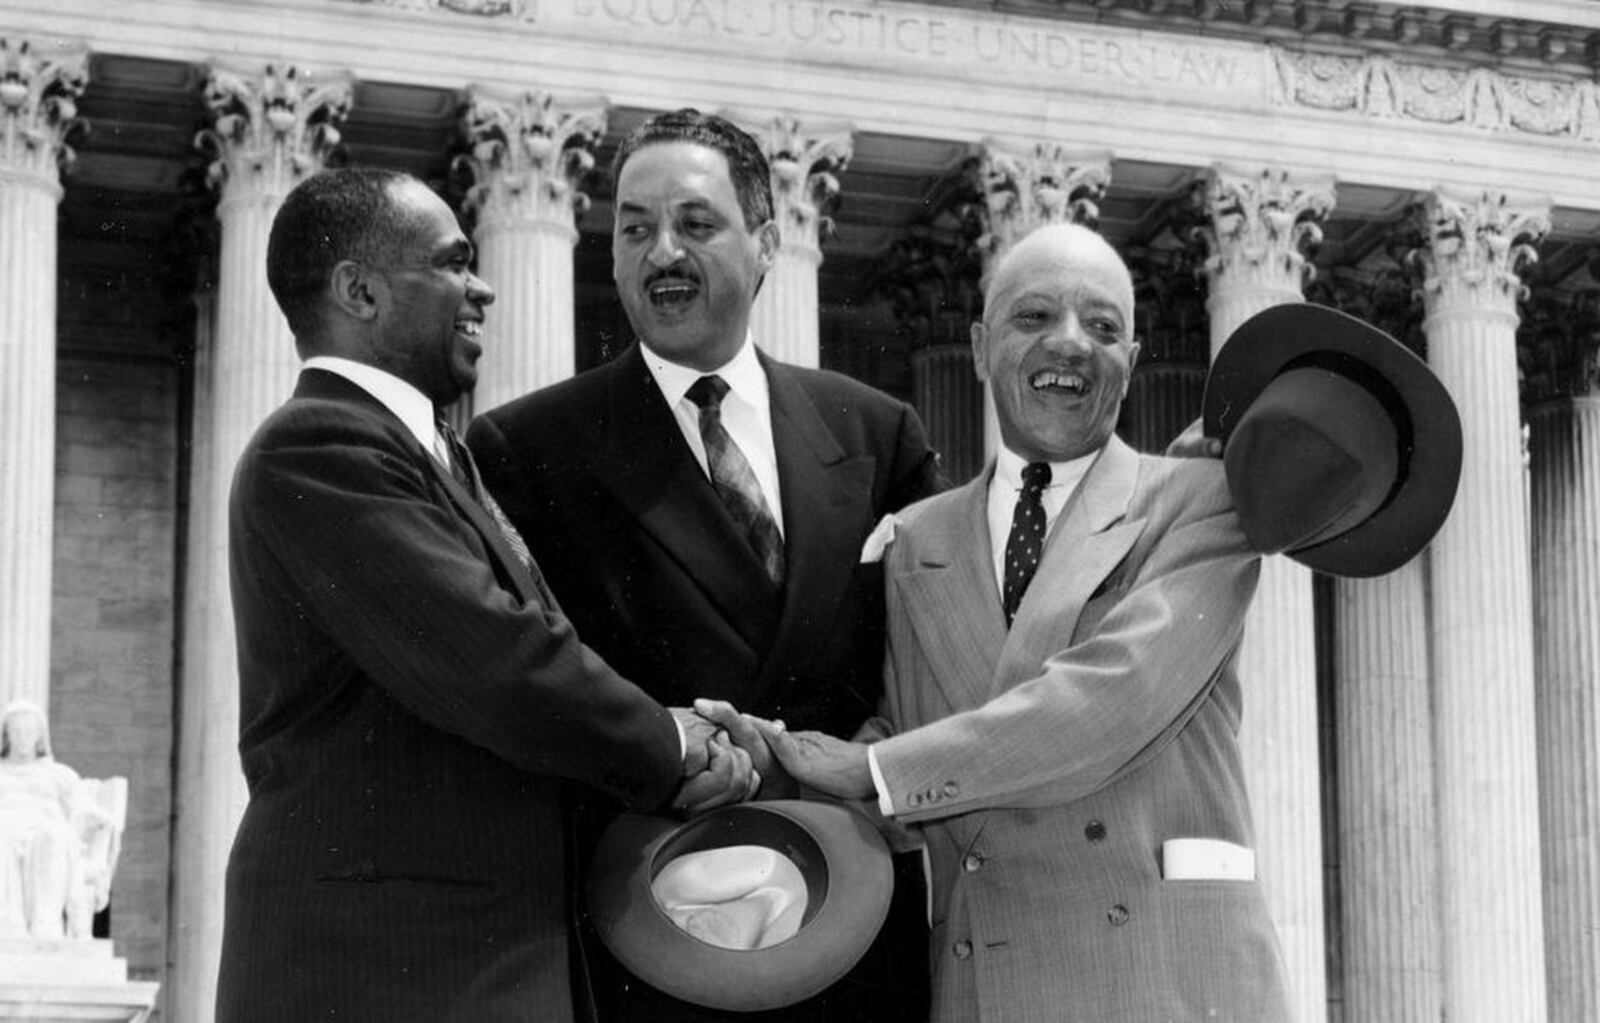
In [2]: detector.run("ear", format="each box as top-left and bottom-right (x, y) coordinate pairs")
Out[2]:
(329, 260), (382, 323)
(969, 320), (991, 383)
(754, 219), (780, 275)
(1122, 339), (1142, 397)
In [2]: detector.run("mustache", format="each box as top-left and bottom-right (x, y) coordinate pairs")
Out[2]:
(644, 267), (700, 288)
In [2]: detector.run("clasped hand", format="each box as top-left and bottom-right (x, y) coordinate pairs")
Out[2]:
(669, 700), (875, 815)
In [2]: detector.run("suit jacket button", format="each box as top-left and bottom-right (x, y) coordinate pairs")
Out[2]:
(1107, 904), (1130, 926)
(908, 792), (924, 807)
(962, 853), (984, 873)
(952, 940), (973, 960)
(943, 780), (960, 797)
(1084, 820), (1107, 842)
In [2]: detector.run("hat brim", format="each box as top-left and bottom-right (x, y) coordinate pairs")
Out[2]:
(584, 800), (893, 1012)
(1202, 303), (1462, 577)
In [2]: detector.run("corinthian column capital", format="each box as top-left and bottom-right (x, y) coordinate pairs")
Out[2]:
(737, 114), (852, 260)
(0, 38), (87, 187)
(975, 139), (1110, 265)
(1197, 164), (1334, 290)
(1413, 189), (1550, 317)
(458, 89), (606, 236)
(198, 63), (353, 204)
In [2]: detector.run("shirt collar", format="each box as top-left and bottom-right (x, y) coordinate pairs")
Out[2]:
(994, 444), (1098, 495)
(643, 334), (768, 410)
(303, 355), (441, 455)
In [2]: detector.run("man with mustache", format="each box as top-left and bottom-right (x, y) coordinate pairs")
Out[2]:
(468, 109), (940, 1022)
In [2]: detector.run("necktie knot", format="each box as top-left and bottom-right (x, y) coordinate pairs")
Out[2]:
(686, 374), (731, 411)
(1021, 462), (1052, 498)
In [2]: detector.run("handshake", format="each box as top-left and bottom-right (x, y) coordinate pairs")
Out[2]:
(667, 699), (875, 816)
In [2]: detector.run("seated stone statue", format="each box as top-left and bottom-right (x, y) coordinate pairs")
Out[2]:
(0, 699), (121, 940)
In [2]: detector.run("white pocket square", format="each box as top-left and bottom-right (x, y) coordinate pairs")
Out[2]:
(859, 513), (901, 564)
(1161, 838), (1256, 881)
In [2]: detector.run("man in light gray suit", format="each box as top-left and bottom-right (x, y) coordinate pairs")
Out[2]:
(718, 222), (1294, 1022)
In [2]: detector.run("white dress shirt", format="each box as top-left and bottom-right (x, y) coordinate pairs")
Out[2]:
(303, 356), (447, 466)
(867, 444), (1096, 817)
(642, 336), (785, 536)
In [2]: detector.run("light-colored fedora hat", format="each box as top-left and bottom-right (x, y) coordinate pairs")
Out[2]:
(1202, 303), (1463, 578)
(584, 799), (893, 1012)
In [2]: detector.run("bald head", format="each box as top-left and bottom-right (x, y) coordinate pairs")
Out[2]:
(972, 223), (1140, 462)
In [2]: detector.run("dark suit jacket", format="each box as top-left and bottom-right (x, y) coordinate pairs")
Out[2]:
(467, 343), (942, 740)
(467, 343), (941, 1021)
(217, 369), (683, 1023)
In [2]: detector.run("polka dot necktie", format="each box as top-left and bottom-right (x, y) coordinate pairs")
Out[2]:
(1002, 462), (1051, 627)
(685, 374), (786, 587)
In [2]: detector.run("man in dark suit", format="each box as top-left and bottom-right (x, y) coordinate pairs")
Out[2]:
(468, 110), (940, 1021)
(218, 167), (749, 1023)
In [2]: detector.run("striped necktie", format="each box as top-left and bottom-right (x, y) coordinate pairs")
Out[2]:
(685, 374), (785, 587)
(435, 417), (534, 572)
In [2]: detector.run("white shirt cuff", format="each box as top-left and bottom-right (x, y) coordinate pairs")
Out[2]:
(867, 745), (895, 817)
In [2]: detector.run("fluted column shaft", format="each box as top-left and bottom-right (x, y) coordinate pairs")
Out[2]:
(459, 90), (603, 412)
(169, 63), (350, 1023)
(1416, 189), (1548, 1022)
(1201, 163), (1334, 1023)
(0, 40), (86, 714)
(745, 116), (851, 368)
(1334, 564), (1442, 1022)
(1530, 394), (1600, 1021)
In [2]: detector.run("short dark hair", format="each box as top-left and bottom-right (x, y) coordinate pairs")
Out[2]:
(266, 167), (427, 337)
(611, 109), (773, 232)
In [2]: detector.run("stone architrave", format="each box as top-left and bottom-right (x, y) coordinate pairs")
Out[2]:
(1523, 289), (1600, 1022)
(167, 62), (351, 1023)
(1413, 188), (1550, 1022)
(458, 88), (604, 414)
(0, 39), (86, 715)
(973, 140), (1111, 457)
(1197, 162), (1334, 1023)
(741, 114), (852, 369)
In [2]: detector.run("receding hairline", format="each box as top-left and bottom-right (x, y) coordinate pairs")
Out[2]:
(983, 224), (1134, 313)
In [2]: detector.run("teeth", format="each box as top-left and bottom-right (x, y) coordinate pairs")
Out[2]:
(1030, 370), (1087, 393)
(455, 321), (481, 337)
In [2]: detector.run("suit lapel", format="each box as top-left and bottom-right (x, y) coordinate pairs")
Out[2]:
(995, 436), (1146, 692)
(753, 357), (878, 685)
(590, 345), (781, 654)
(895, 473), (1008, 712)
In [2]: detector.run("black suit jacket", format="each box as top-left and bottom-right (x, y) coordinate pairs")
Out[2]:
(468, 344), (942, 1023)
(217, 369), (682, 1023)
(468, 343), (942, 740)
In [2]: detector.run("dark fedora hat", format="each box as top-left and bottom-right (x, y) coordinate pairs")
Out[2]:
(584, 799), (893, 1012)
(1202, 303), (1462, 578)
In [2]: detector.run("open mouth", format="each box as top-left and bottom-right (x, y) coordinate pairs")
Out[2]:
(647, 273), (700, 309)
(1029, 368), (1088, 396)
(454, 319), (483, 339)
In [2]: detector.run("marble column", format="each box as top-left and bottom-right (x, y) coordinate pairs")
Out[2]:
(0, 39), (86, 714)
(168, 63), (351, 1023)
(1523, 291), (1600, 1022)
(973, 140), (1111, 458)
(743, 115), (851, 369)
(1413, 188), (1549, 1021)
(1198, 163), (1334, 1023)
(1333, 562), (1442, 1021)
(458, 89), (604, 414)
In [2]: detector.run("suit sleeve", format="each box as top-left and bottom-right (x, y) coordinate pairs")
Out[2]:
(231, 407), (682, 810)
(872, 468), (1258, 822)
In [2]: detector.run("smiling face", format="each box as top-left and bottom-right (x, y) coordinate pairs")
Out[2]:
(612, 141), (777, 371)
(371, 179), (495, 407)
(972, 224), (1139, 463)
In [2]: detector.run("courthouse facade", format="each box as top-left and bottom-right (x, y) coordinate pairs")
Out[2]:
(1, 0), (1596, 1019)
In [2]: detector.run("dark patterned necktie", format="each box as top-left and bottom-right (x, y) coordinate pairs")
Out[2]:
(1002, 462), (1051, 626)
(436, 417), (534, 572)
(685, 375), (786, 587)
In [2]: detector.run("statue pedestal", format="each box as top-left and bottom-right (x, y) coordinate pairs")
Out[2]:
(0, 937), (158, 1022)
